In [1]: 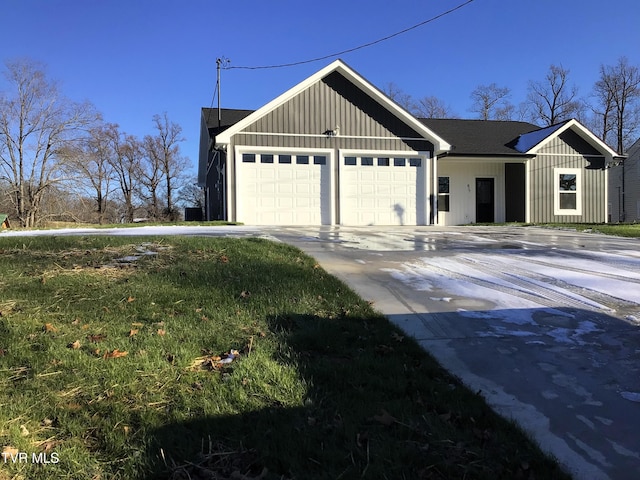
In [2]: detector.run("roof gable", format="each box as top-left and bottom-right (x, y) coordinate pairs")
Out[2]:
(513, 119), (618, 158)
(213, 59), (451, 153)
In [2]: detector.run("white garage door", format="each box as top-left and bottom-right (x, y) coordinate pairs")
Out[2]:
(341, 155), (427, 225)
(237, 152), (332, 225)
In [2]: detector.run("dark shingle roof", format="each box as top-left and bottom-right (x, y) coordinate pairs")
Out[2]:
(202, 108), (254, 137)
(419, 118), (541, 156)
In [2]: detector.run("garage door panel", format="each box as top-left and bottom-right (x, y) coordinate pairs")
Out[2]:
(341, 155), (426, 226)
(239, 153), (331, 225)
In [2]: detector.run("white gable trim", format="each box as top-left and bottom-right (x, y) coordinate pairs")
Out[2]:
(214, 59), (451, 154)
(524, 119), (618, 159)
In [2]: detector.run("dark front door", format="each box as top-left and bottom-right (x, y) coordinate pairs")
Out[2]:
(505, 163), (526, 222)
(476, 178), (495, 223)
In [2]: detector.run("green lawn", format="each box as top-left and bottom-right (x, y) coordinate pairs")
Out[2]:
(0, 236), (570, 479)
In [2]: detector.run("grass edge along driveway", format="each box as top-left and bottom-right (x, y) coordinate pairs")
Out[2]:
(0, 235), (571, 480)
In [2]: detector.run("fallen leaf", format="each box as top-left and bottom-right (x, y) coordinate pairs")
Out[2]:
(219, 255), (229, 263)
(128, 329), (139, 337)
(0, 348), (6, 356)
(2, 446), (19, 457)
(373, 409), (397, 426)
(87, 333), (106, 343)
(157, 329), (166, 336)
(131, 322), (143, 327)
(43, 323), (58, 333)
(240, 290), (251, 299)
(40, 440), (61, 452)
(103, 349), (128, 359)
(20, 425), (29, 436)
(68, 340), (81, 350)
(127, 296), (135, 303)
(375, 344), (394, 355)
(71, 318), (80, 325)
(391, 332), (404, 342)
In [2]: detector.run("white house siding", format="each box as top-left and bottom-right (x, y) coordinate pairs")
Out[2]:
(437, 160), (506, 226)
(529, 136), (607, 223)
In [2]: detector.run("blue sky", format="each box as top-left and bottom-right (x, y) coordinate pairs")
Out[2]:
(1, 0), (639, 177)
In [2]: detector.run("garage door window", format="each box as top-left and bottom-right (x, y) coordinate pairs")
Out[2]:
(260, 154), (274, 164)
(242, 153), (256, 163)
(314, 155), (327, 165)
(394, 158), (406, 167)
(278, 155), (291, 164)
(345, 156), (357, 165)
(296, 155), (309, 165)
(361, 157), (373, 166)
(378, 157), (390, 166)
(409, 158), (422, 167)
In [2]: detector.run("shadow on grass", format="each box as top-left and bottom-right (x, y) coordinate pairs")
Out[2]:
(144, 311), (572, 480)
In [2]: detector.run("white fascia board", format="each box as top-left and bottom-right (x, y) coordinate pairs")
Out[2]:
(215, 59), (451, 153)
(526, 119), (618, 159)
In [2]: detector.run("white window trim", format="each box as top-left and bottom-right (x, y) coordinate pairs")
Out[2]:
(554, 168), (582, 216)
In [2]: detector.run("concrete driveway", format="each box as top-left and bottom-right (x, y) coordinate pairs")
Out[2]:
(267, 225), (640, 480)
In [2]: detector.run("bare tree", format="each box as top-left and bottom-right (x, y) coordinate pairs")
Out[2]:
(414, 96), (455, 118)
(470, 83), (513, 120)
(383, 82), (417, 112)
(104, 124), (140, 223)
(0, 59), (98, 227)
(593, 57), (640, 154)
(62, 124), (116, 224)
(142, 113), (189, 220)
(526, 64), (582, 126)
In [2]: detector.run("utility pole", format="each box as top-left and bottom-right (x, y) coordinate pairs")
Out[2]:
(215, 57), (231, 128)
(216, 58), (222, 128)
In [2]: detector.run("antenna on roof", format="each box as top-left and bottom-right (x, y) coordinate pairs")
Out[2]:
(216, 57), (231, 128)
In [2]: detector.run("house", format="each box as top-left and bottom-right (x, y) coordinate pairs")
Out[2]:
(608, 138), (640, 222)
(199, 59), (619, 226)
(0, 214), (10, 229)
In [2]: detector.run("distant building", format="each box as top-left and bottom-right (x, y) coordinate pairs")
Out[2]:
(608, 138), (640, 223)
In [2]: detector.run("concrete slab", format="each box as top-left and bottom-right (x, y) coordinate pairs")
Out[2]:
(269, 225), (640, 480)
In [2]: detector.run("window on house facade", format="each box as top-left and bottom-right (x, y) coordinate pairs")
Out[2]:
(438, 176), (450, 212)
(554, 168), (582, 215)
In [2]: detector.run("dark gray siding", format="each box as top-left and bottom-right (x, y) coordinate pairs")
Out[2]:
(235, 72), (433, 153)
(529, 135), (607, 223)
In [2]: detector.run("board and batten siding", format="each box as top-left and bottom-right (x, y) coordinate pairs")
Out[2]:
(529, 136), (607, 223)
(234, 71), (433, 154)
